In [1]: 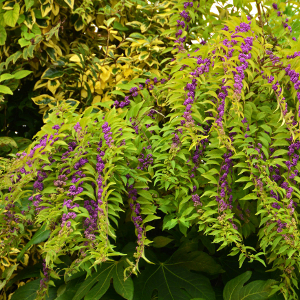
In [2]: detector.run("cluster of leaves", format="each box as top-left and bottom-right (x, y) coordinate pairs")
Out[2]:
(0, 0), (179, 147)
(1, 0), (300, 299)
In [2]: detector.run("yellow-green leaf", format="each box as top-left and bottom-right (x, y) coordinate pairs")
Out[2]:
(4, 3), (20, 27)
(0, 85), (13, 95)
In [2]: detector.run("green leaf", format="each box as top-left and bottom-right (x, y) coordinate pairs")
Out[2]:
(240, 193), (257, 200)
(168, 248), (223, 276)
(129, 32), (145, 39)
(117, 83), (137, 90)
(110, 90), (126, 97)
(13, 70), (33, 79)
(152, 236), (174, 248)
(73, 260), (133, 300)
(201, 174), (218, 185)
(134, 261), (215, 300)
(41, 68), (64, 79)
(4, 3), (20, 27)
(114, 21), (129, 31)
(25, 0), (35, 11)
(17, 225), (51, 261)
(55, 277), (84, 300)
(10, 279), (39, 300)
(0, 26), (7, 45)
(0, 73), (14, 82)
(0, 85), (13, 95)
(223, 271), (276, 300)
(271, 149), (288, 157)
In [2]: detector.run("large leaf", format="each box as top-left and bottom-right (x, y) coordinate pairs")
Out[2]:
(10, 279), (39, 300)
(168, 241), (223, 275)
(133, 263), (215, 300)
(10, 279), (57, 300)
(223, 271), (276, 300)
(4, 3), (20, 27)
(72, 260), (133, 300)
(17, 224), (51, 261)
(55, 277), (84, 300)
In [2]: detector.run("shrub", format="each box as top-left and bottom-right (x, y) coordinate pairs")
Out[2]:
(1, 0), (300, 299)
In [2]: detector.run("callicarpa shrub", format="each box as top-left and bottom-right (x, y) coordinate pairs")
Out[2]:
(1, 0), (300, 300)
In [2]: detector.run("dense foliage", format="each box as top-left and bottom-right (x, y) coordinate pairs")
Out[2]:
(1, 0), (300, 299)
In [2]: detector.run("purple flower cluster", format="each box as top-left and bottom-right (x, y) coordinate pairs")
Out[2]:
(182, 79), (198, 125)
(102, 122), (113, 147)
(216, 152), (237, 229)
(29, 170), (50, 212)
(179, 10), (191, 22)
(217, 152), (233, 210)
(191, 57), (211, 76)
(127, 176), (144, 245)
(147, 109), (157, 120)
(114, 96), (131, 109)
(83, 141), (105, 241)
(61, 212), (77, 227)
(67, 185), (83, 197)
(171, 131), (181, 149)
(71, 170), (86, 184)
(74, 122), (82, 132)
(265, 50), (281, 66)
(33, 170), (48, 191)
(52, 124), (61, 131)
(40, 260), (49, 290)
(272, 3), (294, 36)
(74, 158), (88, 170)
(130, 117), (139, 134)
(192, 194), (202, 208)
(137, 153), (153, 170)
(276, 219), (287, 233)
(233, 37), (253, 95)
(173, 8), (191, 52)
(269, 164), (282, 182)
(183, 1), (193, 9)
(216, 86), (229, 129)
(62, 140), (78, 160)
(130, 87), (138, 97)
(235, 22), (251, 33)
(285, 141), (300, 171)
(281, 181), (293, 199)
(114, 86), (141, 109)
(284, 64), (300, 117)
(3, 200), (20, 233)
(54, 174), (68, 187)
(63, 199), (79, 209)
(29, 134), (48, 158)
(287, 52), (300, 59)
